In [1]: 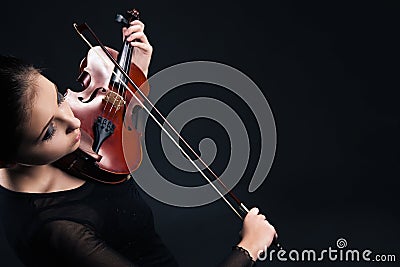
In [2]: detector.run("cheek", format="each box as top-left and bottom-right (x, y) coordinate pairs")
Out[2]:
(41, 134), (76, 163)
(18, 138), (71, 165)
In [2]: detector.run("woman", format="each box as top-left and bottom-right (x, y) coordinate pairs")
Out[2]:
(0, 20), (276, 266)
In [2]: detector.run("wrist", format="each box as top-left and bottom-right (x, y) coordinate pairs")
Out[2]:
(236, 242), (259, 261)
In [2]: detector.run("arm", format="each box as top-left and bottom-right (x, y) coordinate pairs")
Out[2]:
(237, 207), (276, 260)
(34, 220), (135, 267)
(218, 207), (277, 267)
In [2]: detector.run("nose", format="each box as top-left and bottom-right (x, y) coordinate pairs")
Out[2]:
(66, 116), (81, 134)
(57, 106), (81, 134)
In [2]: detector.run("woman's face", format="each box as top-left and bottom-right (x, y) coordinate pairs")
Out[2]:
(15, 74), (81, 165)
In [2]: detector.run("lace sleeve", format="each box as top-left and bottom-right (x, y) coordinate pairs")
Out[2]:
(217, 246), (256, 267)
(33, 220), (136, 267)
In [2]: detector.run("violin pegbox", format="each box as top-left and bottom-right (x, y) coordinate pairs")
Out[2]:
(127, 9), (140, 21)
(115, 8), (140, 27)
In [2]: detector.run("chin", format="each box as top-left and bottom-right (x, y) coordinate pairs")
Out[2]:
(55, 145), (80, 163)
(71, 140), (81, 151)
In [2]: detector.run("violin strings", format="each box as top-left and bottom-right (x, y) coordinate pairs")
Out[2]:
(111, 40), (132, 121)
(74, 23), (244, 220)
(108, 67), (121, 121)
(78, 27), (121, 121)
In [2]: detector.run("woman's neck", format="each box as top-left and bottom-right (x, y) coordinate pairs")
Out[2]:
(0, 164), (85, 193)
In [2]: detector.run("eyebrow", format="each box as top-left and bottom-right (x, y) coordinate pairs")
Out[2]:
(35, 83), (58, 142)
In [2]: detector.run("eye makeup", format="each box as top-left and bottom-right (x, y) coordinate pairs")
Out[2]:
(42, 122), (56, 142)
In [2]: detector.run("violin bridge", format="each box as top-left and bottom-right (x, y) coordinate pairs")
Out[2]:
(104, 90), (125, 110)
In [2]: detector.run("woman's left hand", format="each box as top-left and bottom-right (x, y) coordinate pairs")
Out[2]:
(123, 20), (153, 77)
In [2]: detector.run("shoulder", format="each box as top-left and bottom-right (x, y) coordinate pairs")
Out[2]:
(38, 220), (96, 242)
(33, 220), (134, 266)
(35, 220), (105, 254)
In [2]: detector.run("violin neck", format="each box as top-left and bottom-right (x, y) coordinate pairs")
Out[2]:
(110, 40), (133, 85)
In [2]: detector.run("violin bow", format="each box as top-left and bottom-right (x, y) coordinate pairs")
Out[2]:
(72, 9), (282, 251)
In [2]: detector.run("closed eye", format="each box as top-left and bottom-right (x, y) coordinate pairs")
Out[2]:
(42, 122), (56, 142)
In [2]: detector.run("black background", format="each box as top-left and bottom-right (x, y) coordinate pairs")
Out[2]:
(1, 1), (399, 266)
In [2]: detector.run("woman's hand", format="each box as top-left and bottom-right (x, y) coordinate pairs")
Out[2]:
(123, 20), (153, 77)
(237, 207), (277, 261)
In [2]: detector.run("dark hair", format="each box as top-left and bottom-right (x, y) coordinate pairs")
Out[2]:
(0, 55), (41, 162)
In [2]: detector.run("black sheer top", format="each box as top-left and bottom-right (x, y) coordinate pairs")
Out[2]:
(0, 178), (254, 267)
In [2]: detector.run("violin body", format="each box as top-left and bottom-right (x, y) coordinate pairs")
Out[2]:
(54, 10), (150, 183)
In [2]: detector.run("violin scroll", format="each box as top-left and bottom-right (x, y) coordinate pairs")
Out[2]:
(116, 9), (140, 27)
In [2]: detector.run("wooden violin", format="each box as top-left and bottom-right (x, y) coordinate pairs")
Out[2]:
(54, 9), (149, 183)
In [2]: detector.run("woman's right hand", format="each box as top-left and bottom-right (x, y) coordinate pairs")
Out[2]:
(236, 207), (277, 261)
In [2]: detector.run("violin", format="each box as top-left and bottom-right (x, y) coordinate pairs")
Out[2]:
(54, 9), (149, 183)
(54, 8), (282, 249)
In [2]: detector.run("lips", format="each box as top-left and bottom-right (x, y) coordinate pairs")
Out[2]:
(73, 128), (81, 143)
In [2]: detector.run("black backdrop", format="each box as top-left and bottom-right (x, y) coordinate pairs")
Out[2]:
(1, 1), (399, 266)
